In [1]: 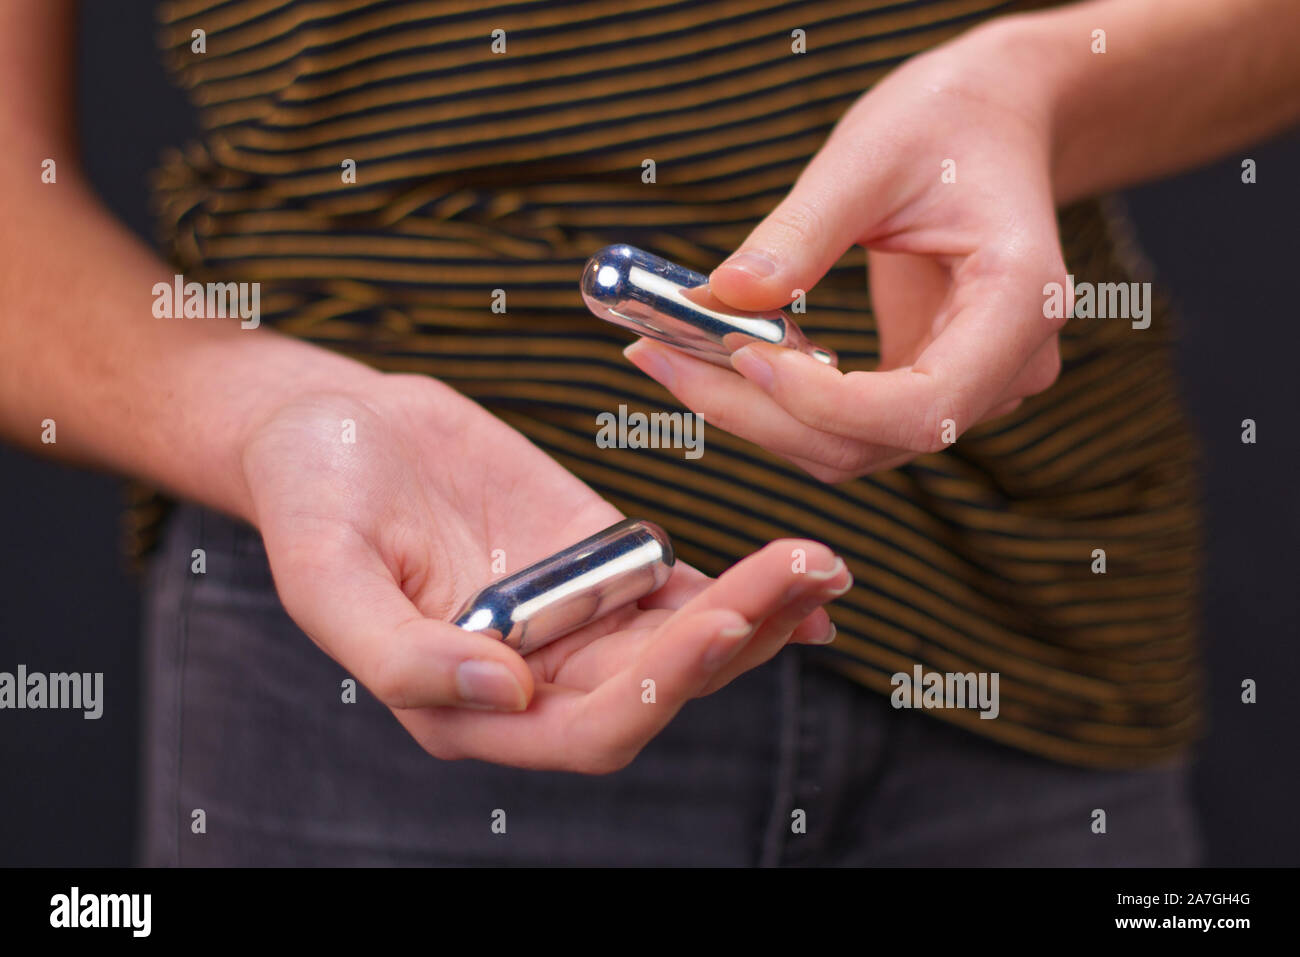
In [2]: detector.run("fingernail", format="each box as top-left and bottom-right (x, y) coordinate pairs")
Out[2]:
(730, 346), (774, 390)
(805, 556), (846, 583)
(718, 250), (777, 279)
(812, 622), (837, 645)
(624, 341), (676, 389)
(704, 622), (752, 667)
(456, 659), (527, 711)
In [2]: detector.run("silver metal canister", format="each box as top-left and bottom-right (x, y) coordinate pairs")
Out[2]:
(452, 518), (675, 655)
(580, 243), (837, 368)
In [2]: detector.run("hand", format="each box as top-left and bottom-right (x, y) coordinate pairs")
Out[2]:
(624, 25), (1069, 483)
(239, 374), (851, 773)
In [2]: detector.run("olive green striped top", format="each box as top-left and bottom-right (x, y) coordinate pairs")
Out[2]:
(145, 0), (1203, 767)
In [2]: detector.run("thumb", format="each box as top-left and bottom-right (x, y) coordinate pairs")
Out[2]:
(268, 534), (535, 713)
(709, 145), (870, 312)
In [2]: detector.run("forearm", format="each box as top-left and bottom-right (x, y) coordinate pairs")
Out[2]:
(972, 0), (1300, 204)
(0, 171), (382, 525)
(0, 0), (387, 525)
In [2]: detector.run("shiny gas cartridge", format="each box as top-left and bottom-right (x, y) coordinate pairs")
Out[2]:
(580, 244), (837, 368)
(452, 518), (675, 655)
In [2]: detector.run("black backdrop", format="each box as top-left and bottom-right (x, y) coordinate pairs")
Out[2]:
(1, 0), (1296, 865)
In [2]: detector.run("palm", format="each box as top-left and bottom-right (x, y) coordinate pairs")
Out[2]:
(242, 375), (699, 689)
(239, 373), (846, 771)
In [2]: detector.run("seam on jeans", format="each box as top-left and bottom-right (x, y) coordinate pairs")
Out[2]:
(173, 507), (200, 866)
(853, 694), (913, 862)
(758, 651), (800, 867)
(863, 701), (904, 795)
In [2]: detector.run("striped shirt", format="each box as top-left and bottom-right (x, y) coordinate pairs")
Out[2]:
(145, 0), (1203, 767)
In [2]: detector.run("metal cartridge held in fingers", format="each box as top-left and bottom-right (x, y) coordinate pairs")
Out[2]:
(451, 518), (675, 655)
(580, 244), (838, 368)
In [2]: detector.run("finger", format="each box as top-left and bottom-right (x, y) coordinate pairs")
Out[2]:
(517, 546), (709, 672)
(588, 538), (852, 689)
(669, 538), (843, 624)
(868, 250), (955, 369)
(783, 446), (918, 483)
(402, 607), (754, 773)
(534, 539), (845, 688)
(634, 558), (710, 611)
(999, 336), (1062, 403)
(571, 543), (849, 768)
(974, 398), (1023, 426)
(624, 338), (889, 473)
(266, 526), (535, 712)
(971, 338), (1060, 428)
(567, 607), (756, 770)
(745, 554), (850, 652)
(706, 127), (880, 311)
(727, 262), (1064, 451)
(570, 545), (852, 689)
(700, 562), (854, 695)
(789, 606), (836, 645)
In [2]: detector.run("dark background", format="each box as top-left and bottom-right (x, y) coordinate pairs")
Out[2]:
(1, 2), (1297, 865)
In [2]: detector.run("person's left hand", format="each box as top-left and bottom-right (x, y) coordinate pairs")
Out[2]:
(623, 27), (1070, 483)
(241, 374), (848, 773)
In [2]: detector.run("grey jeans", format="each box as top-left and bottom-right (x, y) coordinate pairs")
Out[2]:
(140, 503), (1202, 866)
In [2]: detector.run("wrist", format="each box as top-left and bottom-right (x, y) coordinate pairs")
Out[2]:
(149, 330), (386, 528)
(940, 13), (1079, 203)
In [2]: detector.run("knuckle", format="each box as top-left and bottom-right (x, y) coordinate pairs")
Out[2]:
(1023, 346), (1062, 395)
(906, 396), (959, 453)
(803, 462), (854, 484)
(368, 646), (417, 709)
(573, 743), (637, 776)
(991, 399), (1024, 420)
(961, 242), (1024, 282)
(1043, 297), (1071, 334)
(811, 434), (873, 476)
(420, 736), (465, 762)
(1039, 258), (1073, 332)
(564, 708), (640, 775)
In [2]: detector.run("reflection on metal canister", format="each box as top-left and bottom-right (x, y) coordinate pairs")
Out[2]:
(452, 518), (675, 655)
(580, 244), (837, 368)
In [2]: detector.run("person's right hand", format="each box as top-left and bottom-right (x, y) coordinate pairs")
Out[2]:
(239, 373), (852, 773)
